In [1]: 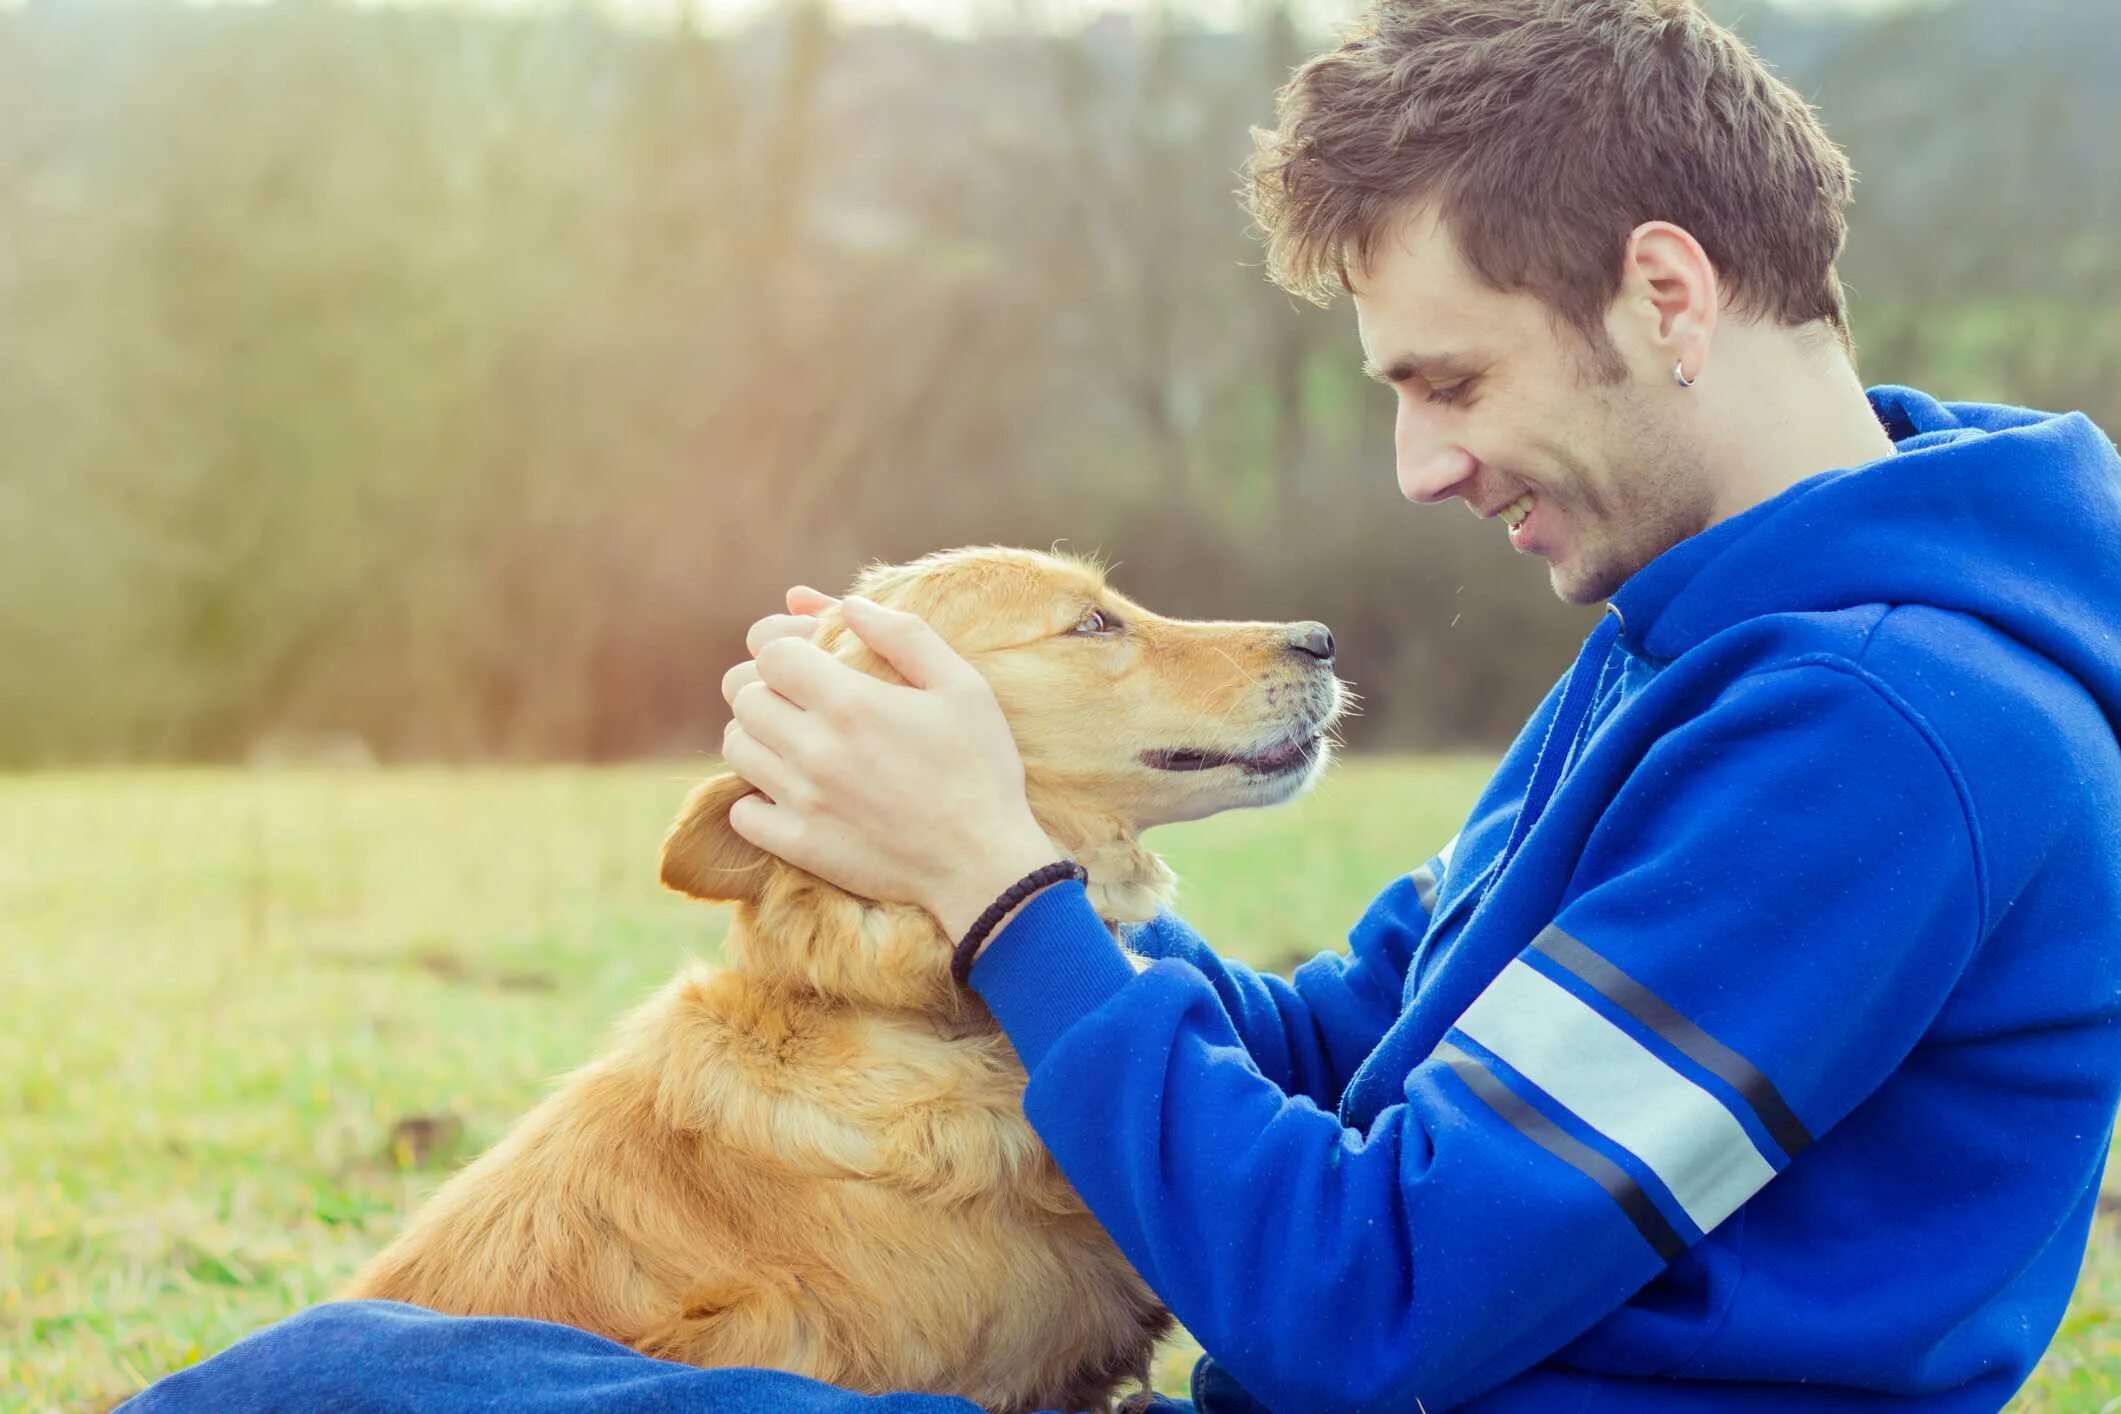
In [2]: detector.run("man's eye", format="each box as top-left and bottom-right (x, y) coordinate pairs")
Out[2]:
(1071, 609), (1119, 636)
(1425, 380), (1473, 407)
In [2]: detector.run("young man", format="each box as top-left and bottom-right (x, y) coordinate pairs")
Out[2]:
(129, 0), (2121, 1410)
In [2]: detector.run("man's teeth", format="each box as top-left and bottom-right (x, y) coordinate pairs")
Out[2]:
(1500, 493), (1535, 530)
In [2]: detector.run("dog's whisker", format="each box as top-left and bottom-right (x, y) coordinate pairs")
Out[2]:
(1172, 673), (1257, 746)
(1171, 671), (1253, 732)
(1208, 644), (1265, 689)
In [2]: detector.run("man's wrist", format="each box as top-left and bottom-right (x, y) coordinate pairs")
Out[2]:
(931, 834), (1072, 945)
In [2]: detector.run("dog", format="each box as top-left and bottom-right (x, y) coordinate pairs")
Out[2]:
(348, 546), (1346, 1413)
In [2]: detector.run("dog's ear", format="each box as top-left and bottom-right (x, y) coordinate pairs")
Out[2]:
(660, 773), (772, 905)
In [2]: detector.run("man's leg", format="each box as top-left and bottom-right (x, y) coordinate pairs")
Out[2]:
(119, 1300), (1199, 1413)
(117, 1301), (981, 1413)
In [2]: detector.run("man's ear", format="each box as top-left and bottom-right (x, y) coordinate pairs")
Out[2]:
(659, 773), (772, 904)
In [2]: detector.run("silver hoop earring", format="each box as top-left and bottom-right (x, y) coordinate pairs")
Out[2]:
(1674, 361), (1696, 389)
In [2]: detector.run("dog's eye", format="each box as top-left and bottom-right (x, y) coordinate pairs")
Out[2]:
(1071, 609), (1119, 636)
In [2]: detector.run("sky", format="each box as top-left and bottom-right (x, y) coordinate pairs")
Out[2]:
(737, 0), (1923, 36)
(812, 0), (1929, 32)
(321, 0), (1932, 40)
(8, 0), (1928, 38)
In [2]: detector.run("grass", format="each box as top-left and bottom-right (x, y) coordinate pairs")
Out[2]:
(1, 761), (2116, 1411)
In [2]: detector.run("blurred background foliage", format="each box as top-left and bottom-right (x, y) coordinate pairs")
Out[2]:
(2, 0), (2116, 766)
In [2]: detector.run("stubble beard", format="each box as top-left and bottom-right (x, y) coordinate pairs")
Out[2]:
(1550, 400), (1716, 606)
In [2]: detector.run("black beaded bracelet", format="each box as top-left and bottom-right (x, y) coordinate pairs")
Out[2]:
(950, 860), (1088, 988)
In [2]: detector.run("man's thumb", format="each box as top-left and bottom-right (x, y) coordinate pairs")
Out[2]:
(841, 596), (969, 691)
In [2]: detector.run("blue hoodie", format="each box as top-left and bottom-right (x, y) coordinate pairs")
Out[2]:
(973, 387), (2121, 1412)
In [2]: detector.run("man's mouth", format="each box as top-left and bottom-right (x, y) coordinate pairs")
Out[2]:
(1142, 730), (1322, 777)
(1500, 492), (1535, 531)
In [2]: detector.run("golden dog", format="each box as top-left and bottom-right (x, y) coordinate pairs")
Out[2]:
(349, 546), (1346, 1413)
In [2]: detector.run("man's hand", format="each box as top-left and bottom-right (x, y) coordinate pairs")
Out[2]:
(718, 587), (1062, 940)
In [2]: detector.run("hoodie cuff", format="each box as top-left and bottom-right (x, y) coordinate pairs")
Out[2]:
(968, 879), (1137, 1071)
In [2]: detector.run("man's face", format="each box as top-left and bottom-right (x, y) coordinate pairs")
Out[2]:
(1352, 209), (1715, 605)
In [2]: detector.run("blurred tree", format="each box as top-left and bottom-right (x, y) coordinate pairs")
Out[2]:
(0, 0), (2112, 765)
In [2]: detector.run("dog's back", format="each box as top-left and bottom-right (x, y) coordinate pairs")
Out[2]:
(350, 925), (1171, 1413)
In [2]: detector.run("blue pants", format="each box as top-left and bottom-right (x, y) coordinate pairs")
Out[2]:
(117, 1301), (1213, 1413)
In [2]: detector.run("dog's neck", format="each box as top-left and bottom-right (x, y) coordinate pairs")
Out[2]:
(1026, 789), (1177, 927)
(723, 802), (1173, 1017)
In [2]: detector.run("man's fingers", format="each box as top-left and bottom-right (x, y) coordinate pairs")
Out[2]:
(726, 791), (809, 870)
(787, 585), (840, 615)
(721, 660), (759, 710)
(745, 613), (822, 658)
(729, 680), (810, 761)
(755, 635), (866, 713)
(719, 721), (799, 807)
(839, 596), (978, 693)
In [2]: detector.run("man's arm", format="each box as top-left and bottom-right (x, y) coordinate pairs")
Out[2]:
(973, 664), (1983, 1411)
(1121, 839), (1450, 1110)
(716, 591), (1450, 1112)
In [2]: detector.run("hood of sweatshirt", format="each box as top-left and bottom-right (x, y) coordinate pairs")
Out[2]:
(1605, 385), (2121, 731)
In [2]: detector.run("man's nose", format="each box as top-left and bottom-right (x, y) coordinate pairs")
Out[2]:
(1396, 401), (1477, 504)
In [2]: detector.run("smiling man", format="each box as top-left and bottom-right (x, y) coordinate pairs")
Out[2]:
(1348, 204), (1891, 609)
(125, 1), (2121, 1411)
(711, 1), (2121, 1409)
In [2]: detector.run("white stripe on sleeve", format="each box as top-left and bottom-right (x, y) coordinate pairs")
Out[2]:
(1453, 959), (1776, 1234)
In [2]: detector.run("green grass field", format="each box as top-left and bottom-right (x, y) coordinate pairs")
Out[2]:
(4, 762), (2118, 1411)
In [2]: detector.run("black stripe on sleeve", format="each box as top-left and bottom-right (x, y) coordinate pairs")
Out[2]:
(1434, 1039), (1687, 1263)
(1532, 925), (1812, 1161)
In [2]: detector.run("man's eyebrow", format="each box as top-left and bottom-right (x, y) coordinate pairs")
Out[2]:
(1362, 352), (1482, 384)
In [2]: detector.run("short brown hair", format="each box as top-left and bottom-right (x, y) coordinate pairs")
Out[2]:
(1247, 0), (1855, 365)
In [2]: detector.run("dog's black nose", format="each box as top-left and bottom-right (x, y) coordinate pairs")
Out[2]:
(1289, 622), (1335, 663)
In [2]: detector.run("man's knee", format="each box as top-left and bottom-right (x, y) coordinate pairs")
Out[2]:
(118, 1300), (582, 1412)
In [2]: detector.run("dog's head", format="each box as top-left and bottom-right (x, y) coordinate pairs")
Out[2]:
(662, 546), (1345, 931)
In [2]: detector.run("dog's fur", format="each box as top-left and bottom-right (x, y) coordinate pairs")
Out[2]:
(348, 547), (1345, 1413)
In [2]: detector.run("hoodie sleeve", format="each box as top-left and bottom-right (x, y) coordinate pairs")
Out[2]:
(970, 662), (1981, 1412)
(1115, 843), (1447, 1109)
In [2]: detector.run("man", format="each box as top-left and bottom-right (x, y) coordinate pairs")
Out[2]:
(129, 0), (2121, 1410)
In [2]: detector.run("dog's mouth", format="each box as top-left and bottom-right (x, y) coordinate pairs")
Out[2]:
(1141, 729), (1322, 778)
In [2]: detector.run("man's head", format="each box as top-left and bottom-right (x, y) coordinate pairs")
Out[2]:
(1247, 0), (1858, 603)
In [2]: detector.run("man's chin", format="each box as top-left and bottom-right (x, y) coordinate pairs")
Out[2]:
(1550, 548), (1641, 605)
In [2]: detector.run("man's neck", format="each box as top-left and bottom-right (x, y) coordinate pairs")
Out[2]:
(1703, 323), (1896, 525)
